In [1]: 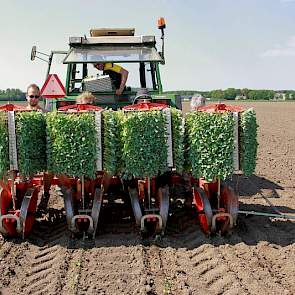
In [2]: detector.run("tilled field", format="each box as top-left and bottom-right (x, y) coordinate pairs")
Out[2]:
(0, 101), (294, 295)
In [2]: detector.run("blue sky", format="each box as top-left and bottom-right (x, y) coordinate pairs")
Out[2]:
(0, 0), (295, 91)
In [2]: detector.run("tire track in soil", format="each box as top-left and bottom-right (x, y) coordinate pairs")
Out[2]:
(162, 214), (292, 295)
(233, 216), (295, 294)
(213, 218), (294, 295)
(217, 244), (290, 295)
(20, 212), (72, 295)
(161, 212), (238, 294)
(153, 219), (240, 294)
(183, 243), (250, 295)
(250, 244), (295, 294)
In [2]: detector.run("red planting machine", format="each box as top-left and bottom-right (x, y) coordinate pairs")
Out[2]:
(0, 104), (41, 238)
(0, 102), (243, 239)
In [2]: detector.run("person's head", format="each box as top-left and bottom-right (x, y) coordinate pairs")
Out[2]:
(134, 88), (152, 104)
(93, 63), (104, 71)
(191, 93), (205, 110)
(26, 84), (41, 107)
(77, 91), (95, 105)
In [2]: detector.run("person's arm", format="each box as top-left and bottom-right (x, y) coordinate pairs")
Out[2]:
(116, 68), (129, 96)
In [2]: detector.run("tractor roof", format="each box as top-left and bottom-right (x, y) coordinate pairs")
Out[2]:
(68, 36), (156, 47)
(64, 28), (162, 64)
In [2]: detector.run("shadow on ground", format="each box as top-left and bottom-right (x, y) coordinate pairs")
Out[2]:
(229, 174), (285, 197)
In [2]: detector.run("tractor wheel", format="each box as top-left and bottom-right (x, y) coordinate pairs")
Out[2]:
(193, 187), (213, 234)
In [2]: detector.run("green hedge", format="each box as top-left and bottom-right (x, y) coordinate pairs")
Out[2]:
(185, 109), (258, 181)
(16, 112), (47, 177)
(185, 111), (235, 181)
(0, 111), (46, 178)
(46, 110), (122, 178)
(120, 110), (168, 178)
(240, 108), (258, 175)
(117, 108), (184, 178)
(46, 112), (97, 178)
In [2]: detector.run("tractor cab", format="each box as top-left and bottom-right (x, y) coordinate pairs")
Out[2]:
(32, 19), (182, 110)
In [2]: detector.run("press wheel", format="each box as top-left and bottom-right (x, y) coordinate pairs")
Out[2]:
(193, 187), (213, 234)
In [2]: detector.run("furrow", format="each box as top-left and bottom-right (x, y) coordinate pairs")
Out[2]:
(73, 245), (144, 295)
(218, 244), (288, 294)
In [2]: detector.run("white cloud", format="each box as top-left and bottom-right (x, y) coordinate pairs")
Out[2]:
(286, 36), (295, 47)
(261, 36), (295, 57)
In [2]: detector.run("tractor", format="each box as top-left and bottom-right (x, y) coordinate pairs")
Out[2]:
(31, 18), (181, 111)
(1, 20), (291, 241)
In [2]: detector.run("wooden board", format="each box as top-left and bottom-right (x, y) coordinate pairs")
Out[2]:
(90, 28), (135, 37)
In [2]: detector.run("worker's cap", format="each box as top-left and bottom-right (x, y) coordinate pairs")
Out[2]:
(135, 88), (152, 100)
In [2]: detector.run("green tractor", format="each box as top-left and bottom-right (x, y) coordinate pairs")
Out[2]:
(31, 18), (182, 110)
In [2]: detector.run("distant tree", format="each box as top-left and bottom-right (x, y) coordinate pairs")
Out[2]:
(0, 88), (26, 101)
(248, 90), (275, 100)
(209, 89), (225, 100)
(202, 91), (211, 98)
(285, 90), (295, 100)
(241, 88), (249, 98)
(223, 88), (241, 100)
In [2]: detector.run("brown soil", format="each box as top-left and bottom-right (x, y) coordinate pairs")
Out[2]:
(0, 102), (294, 295)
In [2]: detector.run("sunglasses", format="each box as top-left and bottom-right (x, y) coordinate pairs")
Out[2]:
(28, 95), (40, 99)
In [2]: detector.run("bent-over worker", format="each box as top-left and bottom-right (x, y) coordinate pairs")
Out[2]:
(94, 63), (129, 96)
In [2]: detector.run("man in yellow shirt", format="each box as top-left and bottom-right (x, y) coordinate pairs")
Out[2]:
(94, 63), (129, 95)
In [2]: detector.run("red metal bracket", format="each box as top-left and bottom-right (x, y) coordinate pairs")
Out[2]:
(0, 104), (27, 111)
(196, 103), (245, 113)
(123, 102), (167, 111)
(58, 104), (103, 112)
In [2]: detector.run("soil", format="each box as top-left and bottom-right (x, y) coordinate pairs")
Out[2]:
(0, 101), (294, 295)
